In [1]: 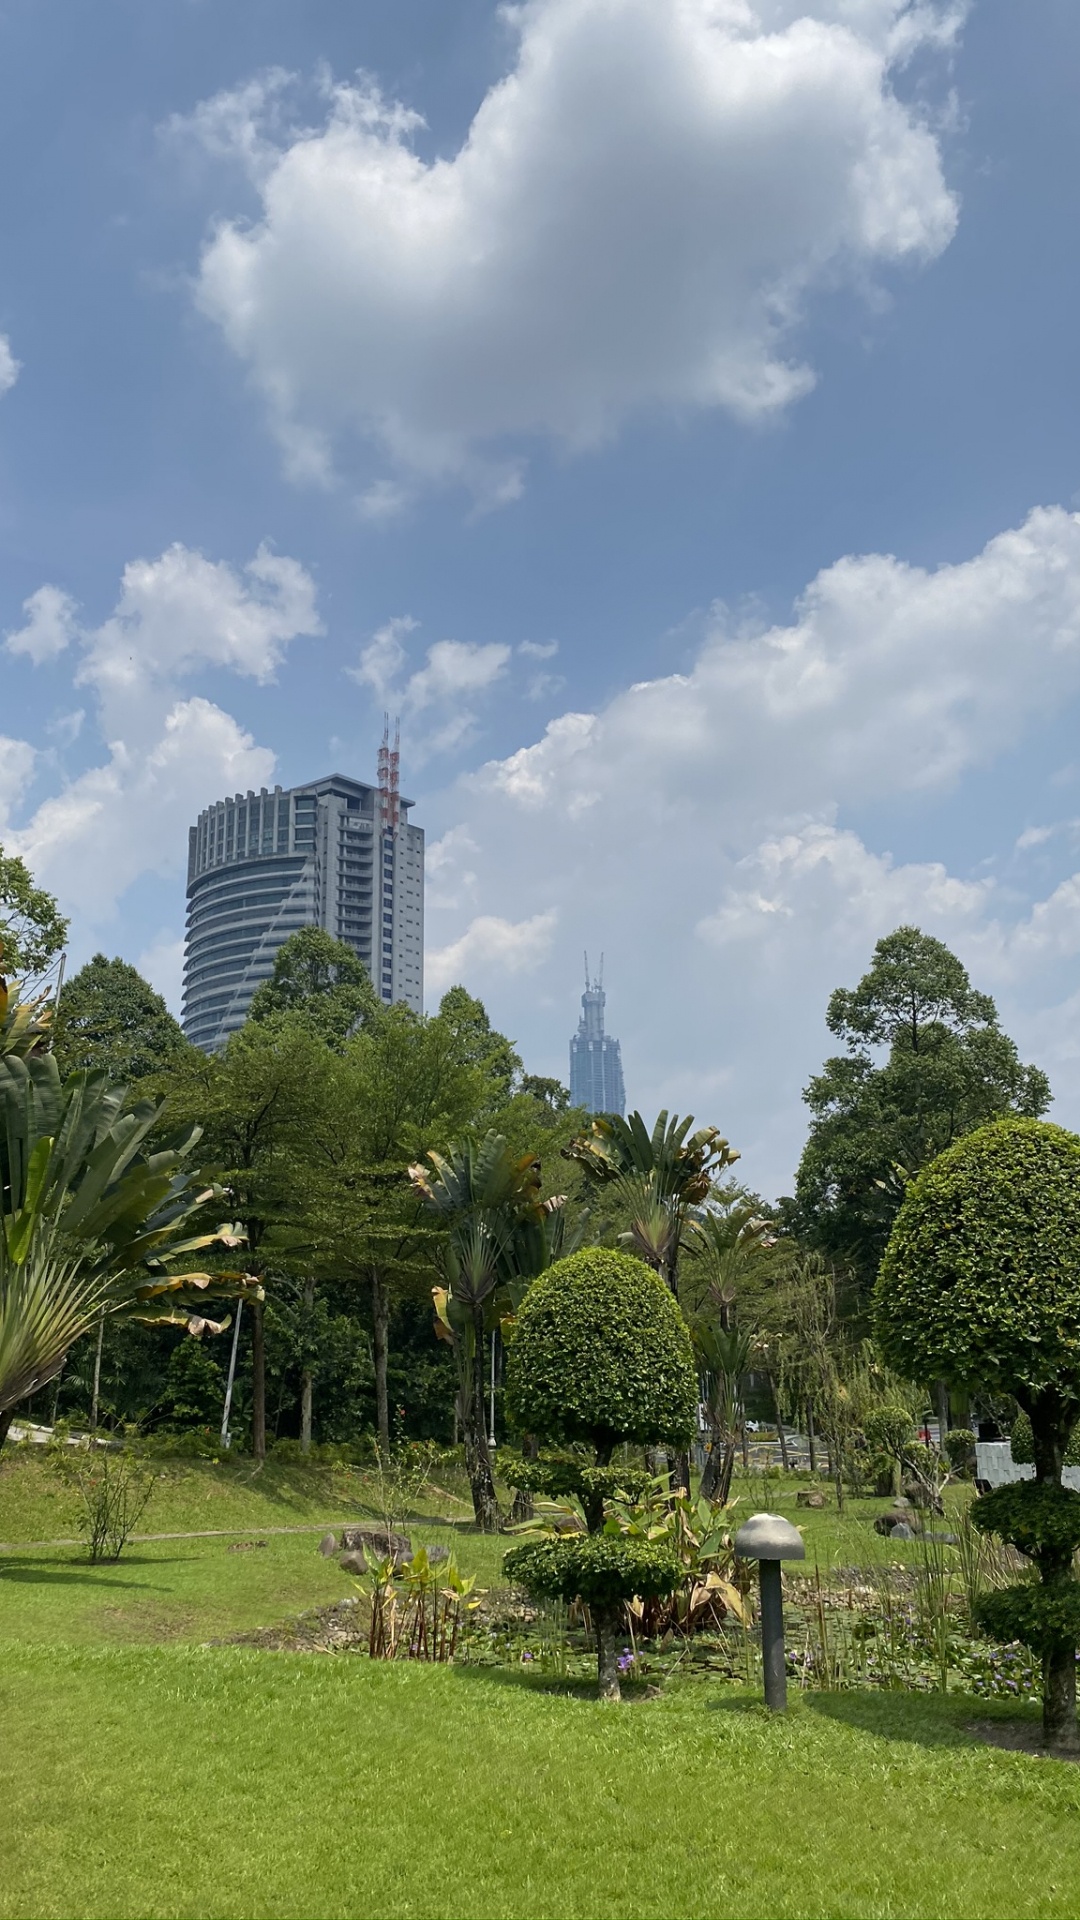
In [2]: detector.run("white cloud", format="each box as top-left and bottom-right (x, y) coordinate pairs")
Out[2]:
(6, 543), (320, 935)
(5, 586), (79, 664)
(136, 932), (187, 1011)
(185, 0), (961, 491)
(422, 504), (1080, 1194)
(405, 641), (510, 712)
(0, 335), (19, 397)
(0, 737), (35, 830)
(349, 621), (511, 762)
(427, 909), (558, 996)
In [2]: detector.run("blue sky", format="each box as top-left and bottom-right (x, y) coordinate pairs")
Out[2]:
(2, 0), (1080, 1197)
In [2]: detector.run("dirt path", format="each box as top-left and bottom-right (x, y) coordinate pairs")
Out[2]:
(0, 1514), (466, 1554)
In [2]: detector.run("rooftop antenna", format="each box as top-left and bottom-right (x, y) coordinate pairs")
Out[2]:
(378, 712), (401, 836)
(583, 949), (590, 991)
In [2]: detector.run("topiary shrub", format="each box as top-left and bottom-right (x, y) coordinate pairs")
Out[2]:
(501, 1456), (653, 1533)
(876, 1118), (1080, 1754)
(505, 1247), (697, 1459)
(503, 1248), (696, 1697)
(504, 1536), (683, 1698)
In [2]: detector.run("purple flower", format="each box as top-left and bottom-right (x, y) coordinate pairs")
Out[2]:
(521, 1650), (534, 1662)
(617, 1649), (636, 1674)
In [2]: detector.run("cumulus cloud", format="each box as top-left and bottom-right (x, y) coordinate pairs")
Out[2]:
(5, 543), (320, 932)
(427, 909), (558, 996)
(423, 504), (1080, 1193)
(5, 586), (79, 664)
(349, 619), (511, 761)
(0, 737), (35, 830)
(183, 0), (962, 492)
(0, 335), (19, 397)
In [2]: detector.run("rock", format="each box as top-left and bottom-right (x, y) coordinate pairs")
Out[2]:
(925, 1531), (958, 1545)
(318, 1532), (339, 1558)
(339, 1525), (412, 1566)
(875, 1499), (919, 1537)
(422, 1545), (450, 1566)
(889, 1522), (916, 1539)
(339, 1551), (369, 1576)
(796, 1490), (827, 1508)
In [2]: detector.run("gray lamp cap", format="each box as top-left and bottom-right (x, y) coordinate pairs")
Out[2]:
(733, 1513), (806, 1561)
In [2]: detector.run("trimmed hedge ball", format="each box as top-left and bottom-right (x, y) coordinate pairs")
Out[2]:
(875, 1119), (1080, 1399)
(504, 1248), (697, 1455)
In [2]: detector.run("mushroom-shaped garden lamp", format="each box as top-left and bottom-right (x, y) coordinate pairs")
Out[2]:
(733, 1512), (806, 1712)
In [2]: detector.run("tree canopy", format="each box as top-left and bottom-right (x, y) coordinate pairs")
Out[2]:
(0, 847), (68, 979)
(248, 926), (380, 1045)
(792, 926), (1050, 1291)
(55, 955), (188, 1083)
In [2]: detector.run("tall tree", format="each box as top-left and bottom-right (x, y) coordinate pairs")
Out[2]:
(435, 986), (522, 1114)
(0, 847), (68, 979)
(304, 1003), (485, 1450)
(248, 926), (380, 1047)
(153, 1016), (332, 1459)
(792, 926), (1051, 1294)
(54, 955), (188, 1083)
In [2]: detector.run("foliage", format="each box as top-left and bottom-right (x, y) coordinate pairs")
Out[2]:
(793, 927), (1051, 1292)
(563, 1109), (737, 1295)
(1010, 1412), (1080, 1469)
(356, 1546), (483, 1661)
(504, 1533), (682, 1610)
(975, 1581), (1080, 1655)
(876, 1118), (1080, 1462)
(602, 1479), (749, 1637)
(412, 1127), (573, 1530)
(49, 1443), (158, 1562)
(0, 950), (54, 1061)
(505, 1248), (697, 1457)
(435, 986), (522, 1113)
(0, 848), (68, 979)
(54, 956), (188, 1083)
(942, 1427), (977, 1476)
(0, 1053), (258, 1417)
(970, 1482), (1080, 1563)
(160, 1337), (224, 1430)
(247, 927), (380, 1046)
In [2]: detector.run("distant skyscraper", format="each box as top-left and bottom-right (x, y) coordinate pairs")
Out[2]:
(569, 955), (625, 1115)
(182, 764), (424, 1052)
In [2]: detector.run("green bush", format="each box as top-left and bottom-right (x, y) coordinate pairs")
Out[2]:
(505, 1248), (697, 1455)
(970, 1482), (1080, 1562)
(504, 1535), (682, 1611)
(976, 1581), (1080, 1654)
(1010, 1413), (1080, 1469)
(876, 1119), (1080, 1403)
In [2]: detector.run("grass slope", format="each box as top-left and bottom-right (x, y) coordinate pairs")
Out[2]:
(2, 1646), (1077, 1920)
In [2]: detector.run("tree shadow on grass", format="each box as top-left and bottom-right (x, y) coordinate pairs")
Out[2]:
(803, 1689), (1033, 1751)
(0, 1556), (167, 1590)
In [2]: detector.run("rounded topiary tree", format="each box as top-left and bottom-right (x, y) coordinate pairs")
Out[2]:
(503, 1248), (697, 1699)
(875, 1118), (1080, 1753)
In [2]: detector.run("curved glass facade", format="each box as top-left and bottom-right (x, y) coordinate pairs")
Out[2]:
(182, 775), (424, 1051)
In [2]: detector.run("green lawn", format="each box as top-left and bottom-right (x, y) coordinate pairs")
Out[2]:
(2, 1451), (1073, 1920)
(2, 1645), (1077, 1920)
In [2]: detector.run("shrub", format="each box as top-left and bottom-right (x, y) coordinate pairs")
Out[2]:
(503, 1248), (697, 1699)
(876, 1118), (1080, 1753)
(505, 1248), (697, 1458)
(50, 1445), (158, 1563)
(1010, 1413), (1080, 1470)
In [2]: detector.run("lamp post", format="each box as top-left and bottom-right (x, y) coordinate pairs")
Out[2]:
(733, 1512), (805, 1712)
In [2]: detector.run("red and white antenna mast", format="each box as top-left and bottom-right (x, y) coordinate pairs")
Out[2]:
(378, 713), (401, 836)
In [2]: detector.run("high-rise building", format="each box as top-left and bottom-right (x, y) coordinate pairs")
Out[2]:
(182, 770), (424, 1051)
(569, 955), (625, 1115)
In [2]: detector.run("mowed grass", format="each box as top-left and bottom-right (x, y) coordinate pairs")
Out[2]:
(2, 1451), (1061, 1920)
(2, 1644), (1079, 1920)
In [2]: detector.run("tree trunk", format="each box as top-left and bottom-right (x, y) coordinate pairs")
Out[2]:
(251, 1299), (266, 1464)
(934, 1379), (950, 1439)
(770, 1376), (790, 1472)
(89, 1312), (104, 1431)
(0, 1407), (13, 1455)
(1043, 1643), (1080, 1755)
(299, 1280), (315, 1453)
(463, 1312), (499, 1532)
(510, 1432), (539, 1526)
(806, 1400), (817, 1475)
(595, 1605), (623, 1702)
(372, 1268), (390, 1450)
